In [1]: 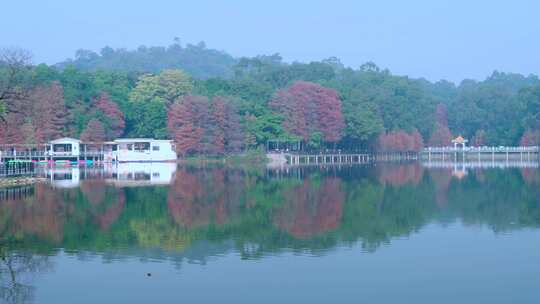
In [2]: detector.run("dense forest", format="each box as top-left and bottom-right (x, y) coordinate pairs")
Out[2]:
(1, 42), (540, 155)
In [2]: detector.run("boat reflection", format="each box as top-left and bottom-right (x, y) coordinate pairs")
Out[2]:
(104, 162), (177, 187)
(42, 162), (177, 188)
(44, 166), (80, 188)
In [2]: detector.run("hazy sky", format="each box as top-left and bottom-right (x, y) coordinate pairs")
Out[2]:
(2, 0), (539, 82)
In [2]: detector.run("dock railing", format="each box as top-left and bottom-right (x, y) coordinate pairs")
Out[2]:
(0, 162), (36, 178)
(423, 146), (539, 153)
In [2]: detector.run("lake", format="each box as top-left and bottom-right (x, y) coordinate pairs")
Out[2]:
(1, 162), (539, 303)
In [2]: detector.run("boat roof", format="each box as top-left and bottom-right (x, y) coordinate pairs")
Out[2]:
(114, 138), (173, 143)
(50, 137), (81, 144)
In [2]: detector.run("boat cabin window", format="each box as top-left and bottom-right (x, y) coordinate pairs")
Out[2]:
(53, 173), (73, 180)
(134, 172), (151, 180)
(152, 145), (160, 151)
(119, 143), (132, 151)
(53, 144), (72, 152)
(134, 142), (150, 152)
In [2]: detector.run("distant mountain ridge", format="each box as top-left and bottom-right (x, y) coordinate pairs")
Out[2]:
(55, 41), (237, 79)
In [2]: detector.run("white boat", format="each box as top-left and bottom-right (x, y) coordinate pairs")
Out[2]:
(49, 137), (82, 157)
(108, 139), (177, 162)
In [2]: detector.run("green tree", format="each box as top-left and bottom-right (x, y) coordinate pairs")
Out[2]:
(342, 102), (384, 147)
(129, 69), (193, 105)
(125, 100), (168, 138)
(521, 84), (540, 130)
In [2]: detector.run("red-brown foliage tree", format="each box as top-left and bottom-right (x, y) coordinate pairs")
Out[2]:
(428, 104), (452, 147)
(376, 129), (424, 152)
(94, 92), (125, 139)
(211, 97), (227, 154)
(0, 82), (67, 144)
(213, 96), (244, 153)
(0, 114), (25, 144)
(520, 129), (540, 146)
(167, 95), (207, 156)
(269, 81), (345, 143)
(32, 81), (67, 142)
(167, 95), (245, 156)
(80, 119), (106, 142)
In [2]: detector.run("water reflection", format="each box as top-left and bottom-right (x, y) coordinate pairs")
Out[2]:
(1, 163), (539, 250)
(41, 163), (177, 188)
(0, 248), (51, 304)
(0, 162), (539, 302)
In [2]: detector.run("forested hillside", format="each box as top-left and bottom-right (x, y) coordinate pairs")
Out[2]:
(56, 41), (236, 79)
(1, 46), (540, 155)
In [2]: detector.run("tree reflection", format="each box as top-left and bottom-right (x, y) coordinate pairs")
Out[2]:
(81, 180), (126, 231)
(377, 162), (424, 186)
(0, 184), (68, 243)
(167, 169), (243, 228)
(0, 246), (50, 304)
(0, 164), (538, 263)
(273, 177), (344, 238)
(427, 168), (453, 206)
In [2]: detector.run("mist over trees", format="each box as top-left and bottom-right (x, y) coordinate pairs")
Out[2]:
(1, 43), (540, 154)
(56, 40), (236, 79)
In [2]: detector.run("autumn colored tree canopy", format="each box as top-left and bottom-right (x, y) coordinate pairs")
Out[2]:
(94, 93), (125, 139)
(428, 104), (452, 147)
(270, 81), (345, 143)
(167, 95), (244, 155)
(80, 118), (106, 142)
(2, 45), (540, 153)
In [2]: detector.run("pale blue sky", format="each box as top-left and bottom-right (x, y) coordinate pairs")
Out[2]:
(2, 0), (539, 82)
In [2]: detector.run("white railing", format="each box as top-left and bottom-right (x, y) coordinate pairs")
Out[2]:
(422, 160), (539, 169)
(423, 146), (539, 153)
(0, 151), (106, 159)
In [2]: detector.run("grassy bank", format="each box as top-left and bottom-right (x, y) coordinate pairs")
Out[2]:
(178, 149), (269, 167)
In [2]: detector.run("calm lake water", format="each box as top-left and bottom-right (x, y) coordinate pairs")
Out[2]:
(1, 162), (539, 303)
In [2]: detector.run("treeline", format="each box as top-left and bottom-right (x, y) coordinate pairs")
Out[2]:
(1, 45), (540, 154)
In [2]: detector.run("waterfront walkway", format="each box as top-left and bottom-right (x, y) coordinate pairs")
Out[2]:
(421, 146), (539, 161)
(267, 151), (419, 166)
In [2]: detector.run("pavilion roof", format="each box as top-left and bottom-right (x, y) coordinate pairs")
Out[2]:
(452, 135), (468, 143)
